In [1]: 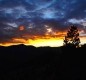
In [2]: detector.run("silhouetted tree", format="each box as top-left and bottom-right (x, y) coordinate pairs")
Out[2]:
(63, 25), (80, 47)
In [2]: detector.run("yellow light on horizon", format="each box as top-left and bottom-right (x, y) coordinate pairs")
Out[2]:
(0, 35), (86, 47)
(26, 38), (63, 47)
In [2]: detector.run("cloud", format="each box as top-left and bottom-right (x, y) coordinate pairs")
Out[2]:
(6, 22), (18, 28)
(0, 0), (86, 45)
(68, 18), (86, 29)
(80, 30), (86, 36)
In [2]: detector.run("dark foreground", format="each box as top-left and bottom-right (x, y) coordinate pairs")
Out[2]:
(0, 44), (86, 80)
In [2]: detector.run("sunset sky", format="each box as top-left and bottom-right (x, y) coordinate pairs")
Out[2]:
(0, 0), (86, 47)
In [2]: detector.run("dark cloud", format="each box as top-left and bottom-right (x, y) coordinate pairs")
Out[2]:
(0, 0), (86, 44)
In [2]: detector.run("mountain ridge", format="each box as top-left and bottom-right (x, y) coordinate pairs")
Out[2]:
(0, 43), (85, 80)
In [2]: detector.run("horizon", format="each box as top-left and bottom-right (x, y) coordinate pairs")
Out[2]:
(0, 36), (86, 47)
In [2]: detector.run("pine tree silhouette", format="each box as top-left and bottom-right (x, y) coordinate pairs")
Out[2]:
(63, 25), (80, 47)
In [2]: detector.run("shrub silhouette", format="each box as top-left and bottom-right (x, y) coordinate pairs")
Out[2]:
(63, 25), (80, 47)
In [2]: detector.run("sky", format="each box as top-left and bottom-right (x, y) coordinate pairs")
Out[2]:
(0, 0), (86, 47)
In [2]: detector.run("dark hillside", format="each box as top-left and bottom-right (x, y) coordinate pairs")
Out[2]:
(0, 44), (85, 80)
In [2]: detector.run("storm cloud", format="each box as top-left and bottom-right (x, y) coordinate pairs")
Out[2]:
(0, 0), (86, 44)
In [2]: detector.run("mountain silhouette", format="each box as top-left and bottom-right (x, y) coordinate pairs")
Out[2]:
(0, 44), (85, 80)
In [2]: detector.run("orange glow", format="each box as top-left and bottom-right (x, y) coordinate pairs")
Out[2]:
(26, 37), (63, 47)
(19, 26), (25, 31)
(12, 38), (26, 43)
(0, 31), (86, 47)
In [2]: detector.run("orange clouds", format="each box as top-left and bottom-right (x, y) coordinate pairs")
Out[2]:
(19, 26), (25, 31)
(0, 30), (86, 47)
